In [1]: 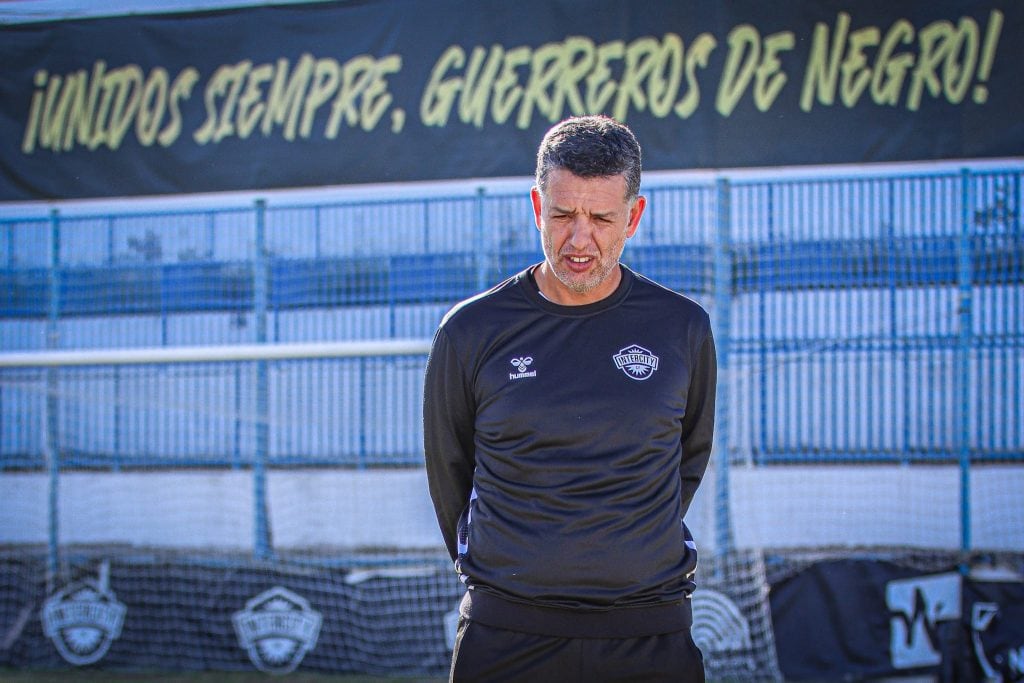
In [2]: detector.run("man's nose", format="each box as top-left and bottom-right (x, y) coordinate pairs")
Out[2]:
(568, 218), (593, 248)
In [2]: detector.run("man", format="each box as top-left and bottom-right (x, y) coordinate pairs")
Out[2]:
(423, 115), (716, 682)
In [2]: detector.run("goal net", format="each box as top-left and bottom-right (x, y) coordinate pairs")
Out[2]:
(1, 167), (1021, 679)
(0, 341), (784, 678)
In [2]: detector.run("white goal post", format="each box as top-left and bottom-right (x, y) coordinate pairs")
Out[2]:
(0, 339), (433, 368)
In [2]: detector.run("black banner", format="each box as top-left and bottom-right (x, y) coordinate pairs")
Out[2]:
(0, 553), (776, 676)
(770, 559), (1024, 681)
(0, 556), (462, 675)
(3, 554), (1022, 677)
(1, 0), (1021, 200)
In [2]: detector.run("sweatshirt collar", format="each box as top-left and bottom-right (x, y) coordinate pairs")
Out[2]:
(518, 263), (633, 316)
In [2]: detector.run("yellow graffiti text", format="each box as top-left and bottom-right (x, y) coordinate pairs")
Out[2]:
(420, 33), (717, 129)
(193, 51), (403, 144)
(21, 62), (199, 153)
(801, 9), (1004, 112)
(715, 24), (795, 116)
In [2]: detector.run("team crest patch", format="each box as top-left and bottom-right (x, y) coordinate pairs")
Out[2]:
(613, 345), (659, 380)
(233, 586), (322, 674)
(42, 563), (126, 666)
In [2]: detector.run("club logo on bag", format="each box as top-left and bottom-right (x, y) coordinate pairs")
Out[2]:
(613, 345), (659, 380)
(886, 573), (961, 669)
(233, 586), (322, 674)
(691, 588), (757, 674)
(42, 562), (126, 666)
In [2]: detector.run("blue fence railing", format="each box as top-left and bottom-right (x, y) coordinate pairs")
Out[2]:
(4, 236), (1020, 319)
(1, 168), (1021, 469)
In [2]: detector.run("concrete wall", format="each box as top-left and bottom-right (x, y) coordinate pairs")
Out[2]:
(3, 465), (1021, 554)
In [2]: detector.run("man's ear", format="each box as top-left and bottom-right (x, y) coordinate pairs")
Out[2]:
(530, 186), (544, 230)
(626, 195), (647, 238)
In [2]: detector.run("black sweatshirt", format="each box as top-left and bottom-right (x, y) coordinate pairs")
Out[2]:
(423, 264), (717, 637)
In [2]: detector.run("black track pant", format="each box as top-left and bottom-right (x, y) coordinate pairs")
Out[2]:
(450, 618), (706, 682)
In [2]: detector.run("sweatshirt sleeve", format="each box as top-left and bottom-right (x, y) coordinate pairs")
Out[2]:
(678, 325), (717, 518)
(422, 325), (477, 561)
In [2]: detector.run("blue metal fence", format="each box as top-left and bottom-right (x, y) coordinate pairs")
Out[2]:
(1, 168), (1021, 471)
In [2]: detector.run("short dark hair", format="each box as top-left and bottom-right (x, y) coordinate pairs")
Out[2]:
(535, 115), (642, 201)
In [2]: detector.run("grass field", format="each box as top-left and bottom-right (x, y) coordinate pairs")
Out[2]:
(0, 672), (444, 682)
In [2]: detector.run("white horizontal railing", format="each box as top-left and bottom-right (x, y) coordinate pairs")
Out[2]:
(0, 339), (433, 368)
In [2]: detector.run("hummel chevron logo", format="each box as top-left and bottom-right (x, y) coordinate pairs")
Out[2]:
(511, 357), (532, 372)
(509, 356), (536, 380)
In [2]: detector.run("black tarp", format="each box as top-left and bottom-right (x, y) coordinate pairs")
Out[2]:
(2, 0), (1021, 200)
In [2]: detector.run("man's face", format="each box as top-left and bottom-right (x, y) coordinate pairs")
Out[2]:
(531, 167), (646, 305)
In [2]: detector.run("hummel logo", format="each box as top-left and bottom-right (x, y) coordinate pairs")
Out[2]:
(511, 357), (533, 373)
(509, 356), (537, 380)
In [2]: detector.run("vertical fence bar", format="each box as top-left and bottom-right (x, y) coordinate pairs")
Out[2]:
(46, 209), (61, 586)
(233, 364), (243, 469)
(253, 199), (272, 559)
(713, 178), (734, 553)
(759, 184), (772, 459)
(890, 179), (912, 463)
(957, 170), (973, 555)
(475, 187), (488, 291)
(358, 357), (368, 469)
(1014, 172), (1022, 455)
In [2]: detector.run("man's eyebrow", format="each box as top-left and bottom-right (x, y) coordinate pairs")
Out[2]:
(549, 204), (617, 219)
